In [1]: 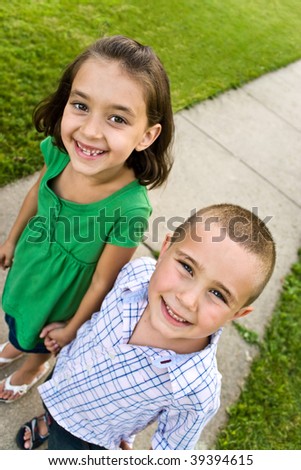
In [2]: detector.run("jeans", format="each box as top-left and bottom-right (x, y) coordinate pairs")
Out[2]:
(5, 313), (49, 353)
(48, 417), (107, 450)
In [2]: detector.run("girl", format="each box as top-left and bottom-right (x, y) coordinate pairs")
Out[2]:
(0, 35), (174, 403)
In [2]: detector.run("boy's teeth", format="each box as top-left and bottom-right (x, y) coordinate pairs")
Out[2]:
(165, 302), (187, 323)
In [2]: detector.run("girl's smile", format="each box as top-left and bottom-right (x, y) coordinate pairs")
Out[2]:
(60, 58), (161, 183)
(75, 140), (107, 160)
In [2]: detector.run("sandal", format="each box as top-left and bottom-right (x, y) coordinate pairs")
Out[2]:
(0, 361), (50, 403)
(15, 412), (51, 450)
(0, 342), (23, 369)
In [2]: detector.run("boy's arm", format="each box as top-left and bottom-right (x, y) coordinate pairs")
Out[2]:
(151, 401), (219, 450)
(41, 243), (136, 349)
(0, 165), (46, 269)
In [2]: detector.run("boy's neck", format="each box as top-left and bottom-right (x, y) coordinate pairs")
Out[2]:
(129, 307), (210, 354)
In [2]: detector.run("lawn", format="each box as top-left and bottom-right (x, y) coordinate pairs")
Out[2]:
(215, 251), (301, 449)
(1, 0), (301, 450)
(2, 0), (301, 185)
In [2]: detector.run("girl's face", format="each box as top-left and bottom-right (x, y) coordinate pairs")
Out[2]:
(61, 58), (161, 181)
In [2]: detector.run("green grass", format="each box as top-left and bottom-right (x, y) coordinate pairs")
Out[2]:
(2, 0), (301, 185)
(1, 0), (301, 450)
(215, 250), (301, 450)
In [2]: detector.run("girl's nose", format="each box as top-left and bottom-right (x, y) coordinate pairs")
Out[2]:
(81, 114), (104, 140)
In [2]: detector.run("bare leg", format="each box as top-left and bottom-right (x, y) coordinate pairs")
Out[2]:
(0, 352), (51, 401)
(0, 341), (23, 365)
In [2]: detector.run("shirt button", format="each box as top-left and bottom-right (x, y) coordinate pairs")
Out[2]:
(152, 355), (175, 369)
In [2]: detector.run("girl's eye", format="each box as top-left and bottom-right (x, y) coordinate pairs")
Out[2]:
(73, 102), (88, 112)
(110, 115), (126, 124)
(179, 261), (193, 276)
(209, 289), (226, 303)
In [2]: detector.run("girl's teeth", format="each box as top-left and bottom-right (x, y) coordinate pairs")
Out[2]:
(165, 303), (187, 323)
(78, 143), (104, 156)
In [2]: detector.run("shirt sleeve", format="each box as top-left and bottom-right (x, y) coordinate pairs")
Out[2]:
(40, 136), (69, 168)
(151, 396), (220, 450)
(107, 207), (151, 248)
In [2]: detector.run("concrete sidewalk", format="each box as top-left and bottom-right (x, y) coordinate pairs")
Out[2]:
(1, 60), (301, 450)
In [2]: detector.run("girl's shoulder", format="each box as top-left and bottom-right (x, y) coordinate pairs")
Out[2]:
(40, 136), (69, 169)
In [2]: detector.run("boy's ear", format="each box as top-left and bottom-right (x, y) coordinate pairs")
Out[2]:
(233, 305), (254, 320)
(158, 234), (172, 260)
(135, 123), (162, 151)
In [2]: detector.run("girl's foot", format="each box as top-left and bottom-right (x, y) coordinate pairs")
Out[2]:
(0, 362), (50, 402)
(0, 342), (23, 368)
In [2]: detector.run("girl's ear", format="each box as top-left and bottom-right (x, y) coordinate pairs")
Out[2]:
(135, 123), (162, 151)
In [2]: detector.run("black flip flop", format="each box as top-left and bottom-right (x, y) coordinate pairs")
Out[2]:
(15, 412), (51, 450)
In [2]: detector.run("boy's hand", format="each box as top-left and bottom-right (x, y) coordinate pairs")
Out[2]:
(41, 322), (76, 353)
(0, 240), (15, 269)
(40, 322), (69, 354)
(120, 440), (133, 450)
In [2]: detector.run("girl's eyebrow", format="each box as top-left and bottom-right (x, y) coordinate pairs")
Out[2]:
(69, 89), (89, 100)
(69, 89), (136, 117)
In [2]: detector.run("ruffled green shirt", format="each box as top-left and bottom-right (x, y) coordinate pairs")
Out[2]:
(2, 137), (152, 350)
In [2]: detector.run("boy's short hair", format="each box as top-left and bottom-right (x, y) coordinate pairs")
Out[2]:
(171, 203), (276, 305)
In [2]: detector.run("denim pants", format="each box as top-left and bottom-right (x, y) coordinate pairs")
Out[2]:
(48, 417), (107, 450)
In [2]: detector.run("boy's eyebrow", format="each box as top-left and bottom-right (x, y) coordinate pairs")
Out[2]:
(69, 90), (136, 117)
(176, 249), (237, 305)
(213, 281), (236, 305)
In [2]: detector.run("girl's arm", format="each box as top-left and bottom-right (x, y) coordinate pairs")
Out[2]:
(41, 243), (137, 349)
(0, 165), (46, 269)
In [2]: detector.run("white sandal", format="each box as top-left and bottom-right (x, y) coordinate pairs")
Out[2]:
(0, 361), (50, 403)
(0, 342), (24, 368)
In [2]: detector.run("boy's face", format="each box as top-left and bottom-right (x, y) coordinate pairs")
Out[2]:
(146, 223), (258, 352)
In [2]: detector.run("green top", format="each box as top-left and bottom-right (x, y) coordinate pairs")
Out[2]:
(2, 137), (152, 350)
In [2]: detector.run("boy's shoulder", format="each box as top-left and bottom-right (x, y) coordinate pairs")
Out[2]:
(116, 256), (156, 289)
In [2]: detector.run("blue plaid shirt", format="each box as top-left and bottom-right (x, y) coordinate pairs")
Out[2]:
(39, 257), (222, 450)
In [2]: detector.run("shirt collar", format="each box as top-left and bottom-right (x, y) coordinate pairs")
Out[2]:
(122, 285), (222, 399)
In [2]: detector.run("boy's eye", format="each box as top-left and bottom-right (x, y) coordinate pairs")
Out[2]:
(179, 261), (193, 275)
(209, 289), (226, 303)
(73, 102), (88, 112)
(110, 115), (126, 124)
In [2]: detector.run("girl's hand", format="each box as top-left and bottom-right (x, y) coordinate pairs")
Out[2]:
(40, 322), (67, 354)
(0, 240), (15, 270)
(41, 322), (75, 353)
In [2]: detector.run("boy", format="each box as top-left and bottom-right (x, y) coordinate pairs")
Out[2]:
(18, 203), (276, 450)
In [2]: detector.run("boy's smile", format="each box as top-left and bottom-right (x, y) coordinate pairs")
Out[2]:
(140, 223), (259, 354)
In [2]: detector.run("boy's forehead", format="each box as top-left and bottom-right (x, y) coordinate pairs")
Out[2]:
(171, 222), (256, 268)
(175, 221), (226, 247)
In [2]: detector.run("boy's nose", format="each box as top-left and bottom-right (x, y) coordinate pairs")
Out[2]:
(176, 288), (200, 313)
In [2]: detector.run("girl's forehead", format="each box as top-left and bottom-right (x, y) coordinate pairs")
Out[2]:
(75, 57), (134, 81)
(72, 57), (149, 106)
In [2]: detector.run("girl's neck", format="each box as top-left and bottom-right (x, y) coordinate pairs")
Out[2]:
(52, 164), (136, 204)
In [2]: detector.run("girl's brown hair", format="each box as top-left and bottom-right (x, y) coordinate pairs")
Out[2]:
(33, 35), (174, 188)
